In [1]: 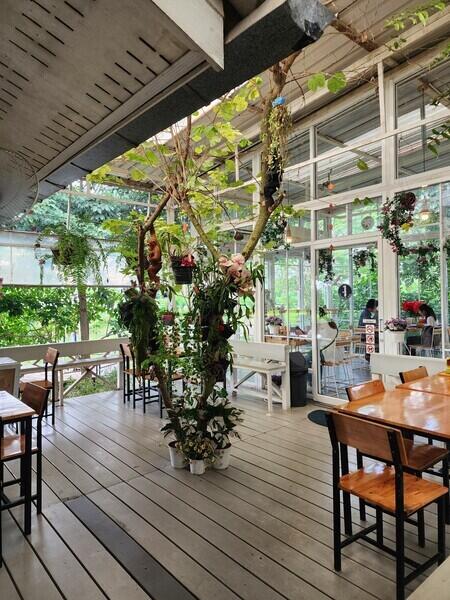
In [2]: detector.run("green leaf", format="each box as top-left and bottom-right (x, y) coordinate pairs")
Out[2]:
(307, 72), (326, 92)
(356, 158), (369, 171)
(130, 168), (146, 181)
(327, 71), (347, 94)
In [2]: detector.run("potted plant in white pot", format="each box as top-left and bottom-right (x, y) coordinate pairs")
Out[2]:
(207, 389), (243, 470)
(181, 432), (215, 475)
(266, 315), (283, 335)
(160, 401), (189, 469)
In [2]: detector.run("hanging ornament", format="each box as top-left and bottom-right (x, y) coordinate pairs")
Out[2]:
(234, 230), (244, 241)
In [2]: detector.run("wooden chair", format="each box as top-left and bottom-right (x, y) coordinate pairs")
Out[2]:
(399, 366), (428, 384)
(1, 383), (50, 566)
(119, 343), (160, 414)
(2, 383), (50, 514)
(399, 367), (432, 446)
(327, 411), (447, 600)
(345, 379), (449, 534)
(19, 347), (59, 425)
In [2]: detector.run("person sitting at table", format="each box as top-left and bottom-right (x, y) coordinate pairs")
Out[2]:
(419, 303), (437, 347)
(293, 325), (306, 336)
(358, 298), (378, 327)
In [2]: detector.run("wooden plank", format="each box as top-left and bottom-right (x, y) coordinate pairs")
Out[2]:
(87, 487), (242, 600)
(44, 501), (150, 600)
(67, 495), (195, 600)
(51, 417), (139, 481)
(142, 469), (394, 599)
(42, 424), (122, 488)
(0, 564), (21, 600)
(114, 478), (330, 600)
(8, 505), (106, 600)
(2, 511), (64, 600)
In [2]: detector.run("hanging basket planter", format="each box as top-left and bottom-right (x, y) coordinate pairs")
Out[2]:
(171, 256), (194, 285)
(161, 311), (176, 326)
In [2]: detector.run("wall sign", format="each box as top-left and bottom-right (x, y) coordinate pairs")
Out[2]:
(338, 283), (352, 299)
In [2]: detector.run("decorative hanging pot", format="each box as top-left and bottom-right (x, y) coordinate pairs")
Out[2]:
(171, 257), (194, 284)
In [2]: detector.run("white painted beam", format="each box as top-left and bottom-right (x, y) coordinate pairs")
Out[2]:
(151, 0), (224, 70)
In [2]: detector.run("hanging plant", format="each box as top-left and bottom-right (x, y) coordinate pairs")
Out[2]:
(443, 238), (450, 258)
(353, 247), (377, 275)
(262, 97), (291, 210)
(261, 212), (288, 249)
(318, 246), (335, 282)
(407, 242), (439, 281)
(378, 191), (416, 255)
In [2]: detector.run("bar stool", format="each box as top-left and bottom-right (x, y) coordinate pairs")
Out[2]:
(2, 384), (50, 517)
(0, 383), (48, 566)
(119, 343), (160, 413)
(19, 347), (59, 425)
(327, 411), (447, 600)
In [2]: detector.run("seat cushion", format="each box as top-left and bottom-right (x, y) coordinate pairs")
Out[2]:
(340, 463), (447, 515)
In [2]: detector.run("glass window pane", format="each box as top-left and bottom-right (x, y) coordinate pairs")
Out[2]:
(316, 141), (382, 198)
(316, 204), (348, 239)
(286, 130), (309, 167)
(396, 62), (450, 177)
(351, 197), (380, 235)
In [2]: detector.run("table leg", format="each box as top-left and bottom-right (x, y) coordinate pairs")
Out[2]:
(266, 373), (273, 415)
(24, 416), (32, 535)
(58, 370), (64, 406)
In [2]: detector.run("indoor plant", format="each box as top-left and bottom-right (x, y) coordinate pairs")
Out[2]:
(207, 389), (243, 470)
(266, 315), (283, 335)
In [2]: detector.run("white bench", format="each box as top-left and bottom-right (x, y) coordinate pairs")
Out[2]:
(0, 337), (128, 403)
(231, 340), (290, 413)
(370, 353), (445, 388)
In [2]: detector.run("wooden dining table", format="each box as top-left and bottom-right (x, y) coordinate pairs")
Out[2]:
(397, 372), (450, 396)
(338, 388), (450, 443)
(0, 390), (35, 534)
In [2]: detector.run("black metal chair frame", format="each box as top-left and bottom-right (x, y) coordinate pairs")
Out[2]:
(120, 344), (161, 414)
(327, 413), (446, 600)
(0, 414), (33, 568)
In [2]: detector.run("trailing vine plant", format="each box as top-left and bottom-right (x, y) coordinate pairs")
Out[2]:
(378, 191), (416, 254)
(318, 246), (335, 282)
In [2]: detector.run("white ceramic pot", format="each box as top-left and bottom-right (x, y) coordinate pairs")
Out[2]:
(268, 324), (280, 335)
(386, 329), (406, 342)
(189, 459), (206, 475)
(168, 441), (187, 469)
(213, 444), (231, 470)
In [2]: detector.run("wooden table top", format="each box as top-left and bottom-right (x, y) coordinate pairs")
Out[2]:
(0, 390), (35, 422)
(397, 373), (450, 396)
(338, 388), (450, 441)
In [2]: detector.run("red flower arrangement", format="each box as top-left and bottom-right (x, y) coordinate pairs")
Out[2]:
(402, 300), (423, 315)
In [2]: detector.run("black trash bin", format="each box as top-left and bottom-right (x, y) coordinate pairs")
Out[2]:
(289, 352), (308, 407)
(272, 352), (308, 407)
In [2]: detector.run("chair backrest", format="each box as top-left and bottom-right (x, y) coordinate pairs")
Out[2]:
(399, 366), (428, 384)
(120, 343), (133, 359)
(21, 382), (50, 419)
(44, 347), (59, 366)
(346, 379), (385, 402)
(328, 411), (407, 465)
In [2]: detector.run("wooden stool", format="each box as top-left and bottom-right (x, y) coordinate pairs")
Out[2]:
(327, 411), (447, 600)
(19, 347), (59, 425)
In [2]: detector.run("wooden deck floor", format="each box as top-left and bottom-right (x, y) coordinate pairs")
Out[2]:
(1, 390), (446, 600)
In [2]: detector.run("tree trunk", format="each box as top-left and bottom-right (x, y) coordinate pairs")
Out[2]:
(78, 286), (89, 341)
